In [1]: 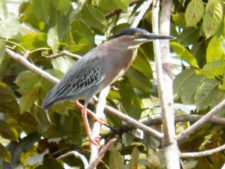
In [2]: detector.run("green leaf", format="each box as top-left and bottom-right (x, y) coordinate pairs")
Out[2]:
(0, 81), (20, 114)
(32, 0), (52, 24)
(206, 36), (225, 63)
(203, 0), (223, 38)
(109, 147), (124, 169)
(0, 143), (11, 163)
(185, 0), (204, 27)
(51, 56), (74, 74)
(126, 68), (152, 95)
(20, 33), (47, 50)
(53, 0), (71, 12)
(119, 80), (143, 119)
(130, 147), (139, 169)
(47, 27), (59, 52)
(195, 79), (219, 110)
(201, 60), (225, 78)
(0, 15), (22, 39)
(111, 0), (132, 11)
(80, 5), (106, 31)
(15, 71), (39, 95)
(171, 42), (198, 67)
(0, 120), (18, 141)
(174, 69), (204, 104)
(0, 0), (7, 19)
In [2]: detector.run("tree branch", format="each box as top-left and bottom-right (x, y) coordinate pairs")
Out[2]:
(89, 86), (110, 167)
(131, 0), (152, 28)
(5, 48), (163, 140)
(180, 143), (225, 158)
(57, 151), (88, 169)
(152, 0), (180, 168)
(87, 138), (117, 169)
(102, 115), (225, 139)
(46, 50), (82, 60)
(177, 99), (225, 143)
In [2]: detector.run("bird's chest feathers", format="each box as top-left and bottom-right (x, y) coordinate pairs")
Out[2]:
(112, 49), (137, 82)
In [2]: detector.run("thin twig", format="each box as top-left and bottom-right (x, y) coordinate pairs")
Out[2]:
(5, 48), (163, 140)
(177, 99), (225, 143)
(131, 0), (152, 28)
(46, 50), (82, 59)
(180, 143), (225, 158)
(87, 138), (117, 169)
(57, 151), (88, 168)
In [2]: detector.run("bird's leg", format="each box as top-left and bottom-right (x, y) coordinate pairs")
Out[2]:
(81, 103), (100, 146)
(75, 101), (104, 124)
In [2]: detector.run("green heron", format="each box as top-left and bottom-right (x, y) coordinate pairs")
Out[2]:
(42, 28), (174, 145)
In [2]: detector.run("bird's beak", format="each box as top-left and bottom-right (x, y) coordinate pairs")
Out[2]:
(134, 34), (176, 42)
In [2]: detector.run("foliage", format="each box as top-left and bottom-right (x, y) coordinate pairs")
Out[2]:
(0, 0), (224, 168)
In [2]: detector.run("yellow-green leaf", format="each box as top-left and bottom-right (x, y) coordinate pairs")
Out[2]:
(201, 60), (225, 78)
(206, 36), (225, 63)
(171, 42), (198, 67)
(203, 0), (223, 38)
(185, 0), (204, 27)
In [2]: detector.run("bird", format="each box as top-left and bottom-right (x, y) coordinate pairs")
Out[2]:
(42, 27), (175, 145)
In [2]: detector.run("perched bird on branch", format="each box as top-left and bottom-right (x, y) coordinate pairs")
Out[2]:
(42, 27), (174, 145)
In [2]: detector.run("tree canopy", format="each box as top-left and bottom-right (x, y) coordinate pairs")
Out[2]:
(0, 0), (225, 169)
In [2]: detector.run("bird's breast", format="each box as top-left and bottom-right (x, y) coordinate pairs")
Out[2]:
(104, 48), (138, 85)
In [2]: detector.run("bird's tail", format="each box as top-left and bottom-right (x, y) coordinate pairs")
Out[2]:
(42, 90), (57, 109)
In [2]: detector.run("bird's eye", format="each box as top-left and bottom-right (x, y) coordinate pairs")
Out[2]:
(135, 32), (141, 38)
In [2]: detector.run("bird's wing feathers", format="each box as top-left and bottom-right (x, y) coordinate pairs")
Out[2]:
(56, 58), (104, 98)
(42, 54), (105, 108)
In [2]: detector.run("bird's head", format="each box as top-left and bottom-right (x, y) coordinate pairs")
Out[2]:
(112, 28), (175, 49)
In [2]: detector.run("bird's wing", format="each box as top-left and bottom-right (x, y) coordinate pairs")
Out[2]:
(42, 53), (105, 108)
(56, 57), (104, 98)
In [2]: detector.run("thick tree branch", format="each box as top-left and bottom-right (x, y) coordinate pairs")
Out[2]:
(180, 143), (225, 158)
(152, 0), (180, 168)
(5, 48), (163, 140)
(89, 86), (110, 167)
(177, 99), (225, 143)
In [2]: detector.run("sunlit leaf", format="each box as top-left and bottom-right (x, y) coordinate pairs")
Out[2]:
(0, 0), (7, 19)
(201, 60), (225, 78)
(171, 42), (198, 67)
(47, 27), (59, 52)
(206, 36), (225, 63)
(185, 0), (204, 27)
(203, 0), (223, 38)
(20, 33), (47, 50)
(0, 15), (22, 39)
